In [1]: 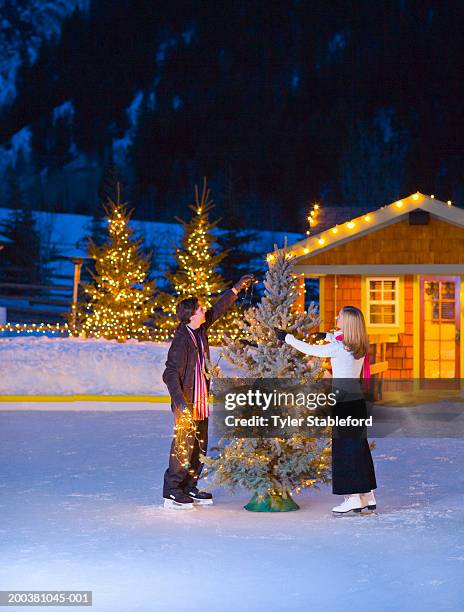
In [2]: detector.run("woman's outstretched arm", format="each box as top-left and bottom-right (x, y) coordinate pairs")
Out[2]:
(284, 333), (340, 358)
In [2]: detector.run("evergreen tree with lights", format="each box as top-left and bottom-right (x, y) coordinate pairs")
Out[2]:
(154, 178), (242, 344)
(70, 185), (157, 341)
(202, 245), (331, 511)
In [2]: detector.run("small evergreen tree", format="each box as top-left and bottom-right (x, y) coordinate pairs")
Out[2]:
(203, 245), (331, 510)
(0, 177), (47, 289)
(70, 185), (157, 341)
(154, 178), (242, 344)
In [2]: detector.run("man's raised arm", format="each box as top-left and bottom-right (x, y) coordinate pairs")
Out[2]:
(204, 274), (254, 329)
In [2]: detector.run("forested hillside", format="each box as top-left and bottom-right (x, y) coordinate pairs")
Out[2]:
(0, 0), (463, 229)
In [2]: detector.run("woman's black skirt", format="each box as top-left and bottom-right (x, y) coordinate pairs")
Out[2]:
(331, 398), (377, 495)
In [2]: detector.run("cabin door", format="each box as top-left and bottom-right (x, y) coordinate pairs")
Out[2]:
(420, 277), (460, 378)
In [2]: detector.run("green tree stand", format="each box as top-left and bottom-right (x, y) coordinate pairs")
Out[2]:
(244, 492), (300, 512)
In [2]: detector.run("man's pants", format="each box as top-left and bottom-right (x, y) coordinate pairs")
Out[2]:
(163, 411), (209, 496)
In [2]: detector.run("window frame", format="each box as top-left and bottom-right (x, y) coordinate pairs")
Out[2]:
(366, 276), (400, 327)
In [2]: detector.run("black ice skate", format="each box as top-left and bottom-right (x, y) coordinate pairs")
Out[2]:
(163, 491), (195, 510)
(185, 487), (214, 505)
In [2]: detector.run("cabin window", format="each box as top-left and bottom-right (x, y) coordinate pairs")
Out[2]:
(367, 277), (399, 326)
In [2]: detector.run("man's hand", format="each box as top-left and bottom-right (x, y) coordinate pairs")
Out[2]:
(273, 327), (288, 342)
(233, 274), (255, 292)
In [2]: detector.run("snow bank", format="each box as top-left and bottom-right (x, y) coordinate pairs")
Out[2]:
(0, 337), (240, 395)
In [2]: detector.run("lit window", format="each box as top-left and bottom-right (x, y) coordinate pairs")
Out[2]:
(367, 278), (399, 326)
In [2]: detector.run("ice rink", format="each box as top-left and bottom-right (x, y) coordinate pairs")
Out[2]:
(1, 407), (463, 611)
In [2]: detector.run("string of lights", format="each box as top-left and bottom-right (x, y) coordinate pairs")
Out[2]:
(172, 407), (206, 472)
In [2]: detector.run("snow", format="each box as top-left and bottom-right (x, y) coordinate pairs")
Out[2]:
(0, 0), (90, 109)
(112, 91), (144, 167)
(1, 407), (463, 611)
(0, 126), (34, 175)
(0, 337), (240, 395)
(52, 100), (75, 125)
(0, 205), (303, 285)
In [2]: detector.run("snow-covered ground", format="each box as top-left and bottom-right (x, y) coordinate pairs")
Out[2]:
(0, 337), (241, 395)
(1, 407), (463, 612)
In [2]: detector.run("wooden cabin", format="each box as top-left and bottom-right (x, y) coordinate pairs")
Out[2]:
(284, 193), (464, 379)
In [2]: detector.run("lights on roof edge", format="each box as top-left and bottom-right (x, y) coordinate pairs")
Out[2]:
(294, 192), (457, 259)
(306, 201), (321, 236)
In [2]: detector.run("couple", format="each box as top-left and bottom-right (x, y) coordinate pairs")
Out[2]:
(162, 280), (377, 515)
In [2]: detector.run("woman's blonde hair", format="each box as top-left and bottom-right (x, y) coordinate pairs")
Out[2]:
(340, 306), (369, 359)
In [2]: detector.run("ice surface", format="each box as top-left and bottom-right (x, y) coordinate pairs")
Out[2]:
(1, 408), (463, 611)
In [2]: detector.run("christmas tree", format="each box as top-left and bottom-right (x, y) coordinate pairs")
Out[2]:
(70, 185), (157, 342)
(154, 178), (242, 344)
(203, 245), (331, 511)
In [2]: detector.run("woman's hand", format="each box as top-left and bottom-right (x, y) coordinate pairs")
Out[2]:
(311, 332), (328, 342)
(273, 327), (288, 342)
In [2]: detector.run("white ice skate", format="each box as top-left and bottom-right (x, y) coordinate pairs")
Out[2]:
(360, 490), (377, 511)
(332, 494), (364, 515)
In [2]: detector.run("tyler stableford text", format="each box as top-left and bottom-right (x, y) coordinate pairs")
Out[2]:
(224, 414), (373, 428)
(216, 388), (373, 436)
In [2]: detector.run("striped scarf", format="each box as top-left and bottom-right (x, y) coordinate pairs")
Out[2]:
(186, 326), (209, 420)
(334, 332), (371, 379)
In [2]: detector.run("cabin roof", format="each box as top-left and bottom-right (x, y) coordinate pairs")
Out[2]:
(280, 193), (464, 262)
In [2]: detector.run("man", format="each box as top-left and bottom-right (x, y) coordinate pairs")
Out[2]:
(162, 275), (254, 509)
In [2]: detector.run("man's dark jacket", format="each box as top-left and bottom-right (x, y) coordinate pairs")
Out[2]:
(162, 289), (237, 412)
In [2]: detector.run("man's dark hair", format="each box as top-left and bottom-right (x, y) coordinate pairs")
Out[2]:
(176, 297), (199, 323)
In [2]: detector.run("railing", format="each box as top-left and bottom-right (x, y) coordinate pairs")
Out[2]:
(0, 280), (73, 323)
(370, 361), (388, 376)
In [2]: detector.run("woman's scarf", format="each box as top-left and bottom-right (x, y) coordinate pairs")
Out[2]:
(186, 326), (209, 419)
(334, 332), (371, 380)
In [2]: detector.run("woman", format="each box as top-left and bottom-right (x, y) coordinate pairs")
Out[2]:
(275, 305), (377, 515)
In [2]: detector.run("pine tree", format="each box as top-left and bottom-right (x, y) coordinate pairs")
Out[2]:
(0, 177), (47, 289)
(70, 185), (157, 342)
(154, 178), (242, 344)
(217, 164), (262, 288)
(77, 159), (122, 282)
(202, 245), (331, 511)
(98, 155), (122, 205)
